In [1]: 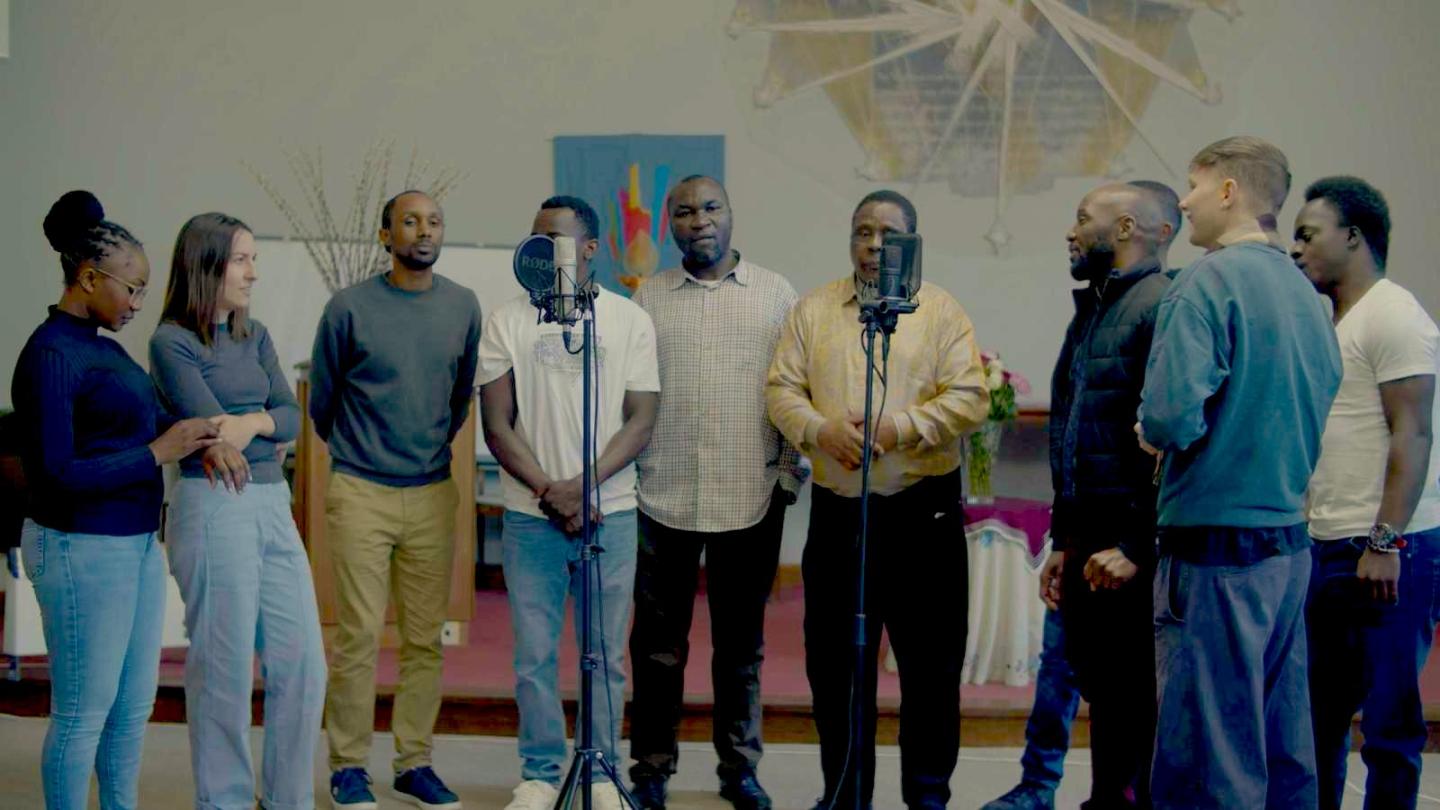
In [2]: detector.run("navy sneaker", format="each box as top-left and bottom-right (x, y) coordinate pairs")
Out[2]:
(394, 766), (462, 809)
(719, 770), (772, 810)
(330, 767), (378, 809)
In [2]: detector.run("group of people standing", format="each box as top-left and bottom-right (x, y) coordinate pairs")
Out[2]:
(10, 131), (1436, 810)
(983, 136), (1440, 810)
(11, 172), (988, 810)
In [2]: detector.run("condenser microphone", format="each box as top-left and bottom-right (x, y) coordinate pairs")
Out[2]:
(552, 236), (579, 350)
(880, 245), (906, 300)
(513, 234), (591, 350)
(860, 233), (921, 334)
(880, 232), (922, 309)
(554, 236), (579, 327)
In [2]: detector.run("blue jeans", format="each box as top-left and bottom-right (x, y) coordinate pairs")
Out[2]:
(503, 510), (638, 783)
(1152, 543), (1317, 810)
(21, 522), (167, 810)
(168, 480), (328, 810)
(1307, 527), (1440, 810)
(1019, 606), (1080, 791)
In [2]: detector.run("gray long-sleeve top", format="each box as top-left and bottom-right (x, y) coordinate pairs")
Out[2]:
(150, 319), (300, 484)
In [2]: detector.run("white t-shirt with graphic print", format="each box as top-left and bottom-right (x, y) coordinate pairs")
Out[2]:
(477, 288), (660, 518)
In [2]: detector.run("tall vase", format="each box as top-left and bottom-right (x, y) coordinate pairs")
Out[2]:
(966, 420), (1003, 505)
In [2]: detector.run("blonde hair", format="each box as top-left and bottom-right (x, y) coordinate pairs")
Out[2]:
(1190, 136), (1291, 215)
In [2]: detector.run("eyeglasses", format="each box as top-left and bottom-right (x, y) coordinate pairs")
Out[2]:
(90, 266), (148, 305)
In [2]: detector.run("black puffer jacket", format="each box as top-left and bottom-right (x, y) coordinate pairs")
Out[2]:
(1049, 260), (1170, 560)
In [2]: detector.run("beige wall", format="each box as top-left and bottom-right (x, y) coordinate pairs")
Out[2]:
(3, 0), (1438, 408)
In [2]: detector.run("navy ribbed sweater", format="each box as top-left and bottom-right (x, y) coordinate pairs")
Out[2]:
(11, 307), (169, 535)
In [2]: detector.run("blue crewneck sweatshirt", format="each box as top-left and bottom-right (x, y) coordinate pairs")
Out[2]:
(1139, 241), (1342, 533)
(11, 307), (170, 534)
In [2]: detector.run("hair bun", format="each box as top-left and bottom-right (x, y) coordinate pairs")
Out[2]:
(43, 190), (106, 253)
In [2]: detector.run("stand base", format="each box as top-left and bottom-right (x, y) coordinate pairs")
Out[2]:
(554, 749), (638, 810)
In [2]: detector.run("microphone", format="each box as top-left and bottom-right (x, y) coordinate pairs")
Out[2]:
(512, 234), (590, 350)
(861, 233), (921, 333)
(554, 236), (578, 327)
(880, 232), (922, 308)
(553, 236), (579, 350)
(880, 245), (905, 300)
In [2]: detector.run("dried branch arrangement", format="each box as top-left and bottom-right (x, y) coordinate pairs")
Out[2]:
(246, 141), (464, 292)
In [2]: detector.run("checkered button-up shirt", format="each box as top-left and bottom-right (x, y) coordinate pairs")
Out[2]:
(633, 257), (805, 532)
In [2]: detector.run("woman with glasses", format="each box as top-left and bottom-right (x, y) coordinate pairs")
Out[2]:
(12, 190), (222, 809)
(149, 212), (327, 810)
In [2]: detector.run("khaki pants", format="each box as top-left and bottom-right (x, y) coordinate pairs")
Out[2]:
(324, 471), (458, 772)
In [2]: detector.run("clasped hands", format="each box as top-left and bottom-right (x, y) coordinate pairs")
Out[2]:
(817, 409), (899, 471)
(1039, 547), (1140, 609)
(535, 476), (603, 536)
(198, 412), (267, 493)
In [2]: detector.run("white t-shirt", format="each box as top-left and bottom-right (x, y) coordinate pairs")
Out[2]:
(477, 288), (660, 518)
(1308, 279), (1440, 540)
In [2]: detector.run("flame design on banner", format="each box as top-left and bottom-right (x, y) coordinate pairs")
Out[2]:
(555, 135), (724, 296)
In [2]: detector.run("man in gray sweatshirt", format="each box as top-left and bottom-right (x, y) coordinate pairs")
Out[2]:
(310, 190), (481, 810)
(1138, 137), (1341, 810)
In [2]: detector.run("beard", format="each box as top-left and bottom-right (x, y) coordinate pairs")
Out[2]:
(1070, 240), (1116, 281)
(395, 244), (440, 271)
(682, 239), (726, 270)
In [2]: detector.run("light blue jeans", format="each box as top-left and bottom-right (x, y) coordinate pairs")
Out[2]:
(1018, 606), (1080, 791)
(21, 521), (167, 810)
(168, 479), (327, 810)
(503, 509), (637, 783)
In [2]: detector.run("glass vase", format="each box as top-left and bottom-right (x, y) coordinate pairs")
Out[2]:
(966, 421), (1003, 505)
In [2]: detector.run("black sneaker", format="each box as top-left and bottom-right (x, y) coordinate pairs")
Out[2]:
(330, 767), (378, 809)
(980, 782), (1055, 810)
(630, 772), (669, 810)
(393, 766), (462, 809)
(719, 770), (772, 810)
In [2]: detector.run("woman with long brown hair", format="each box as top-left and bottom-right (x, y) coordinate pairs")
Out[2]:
(150, 212), (326, 810)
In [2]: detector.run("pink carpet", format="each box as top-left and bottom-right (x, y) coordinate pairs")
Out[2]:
(158, 584), (1030, 706)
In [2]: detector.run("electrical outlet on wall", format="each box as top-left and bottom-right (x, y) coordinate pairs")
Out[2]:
(441, 621), (461, 646)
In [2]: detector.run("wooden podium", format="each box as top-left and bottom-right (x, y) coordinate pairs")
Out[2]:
(293, 378), (476, 645)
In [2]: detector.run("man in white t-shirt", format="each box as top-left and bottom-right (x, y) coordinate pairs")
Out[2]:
(1294, 175), (1440, 810)
(479, 195), (660, 810)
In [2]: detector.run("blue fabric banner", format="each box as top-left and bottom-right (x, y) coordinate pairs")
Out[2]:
(554, 135), (724, 296)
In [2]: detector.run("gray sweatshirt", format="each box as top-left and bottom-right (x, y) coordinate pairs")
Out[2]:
(150, 320), (301, 484)
(308, 272), (482, 486)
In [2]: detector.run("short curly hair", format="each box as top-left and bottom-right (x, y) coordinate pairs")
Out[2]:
(1304, 175), (1391, 268)
(541, 195), (600, 241)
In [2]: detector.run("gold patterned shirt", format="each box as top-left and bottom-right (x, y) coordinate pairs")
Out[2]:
(767, 275), (989, 497)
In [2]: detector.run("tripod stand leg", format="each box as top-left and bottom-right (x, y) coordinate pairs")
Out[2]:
(595, 753), (640, 810)
(554, 751), (639, 810)
(554, 752), (584, 810)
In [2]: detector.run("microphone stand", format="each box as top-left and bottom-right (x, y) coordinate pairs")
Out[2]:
(549, 284), (638, 810)
(838, 302), (898, 810)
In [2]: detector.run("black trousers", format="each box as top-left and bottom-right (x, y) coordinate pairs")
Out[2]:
(627, 488), (786, 779)
(1061, 542), (1156, 809)
(804, 471), (967, 810)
